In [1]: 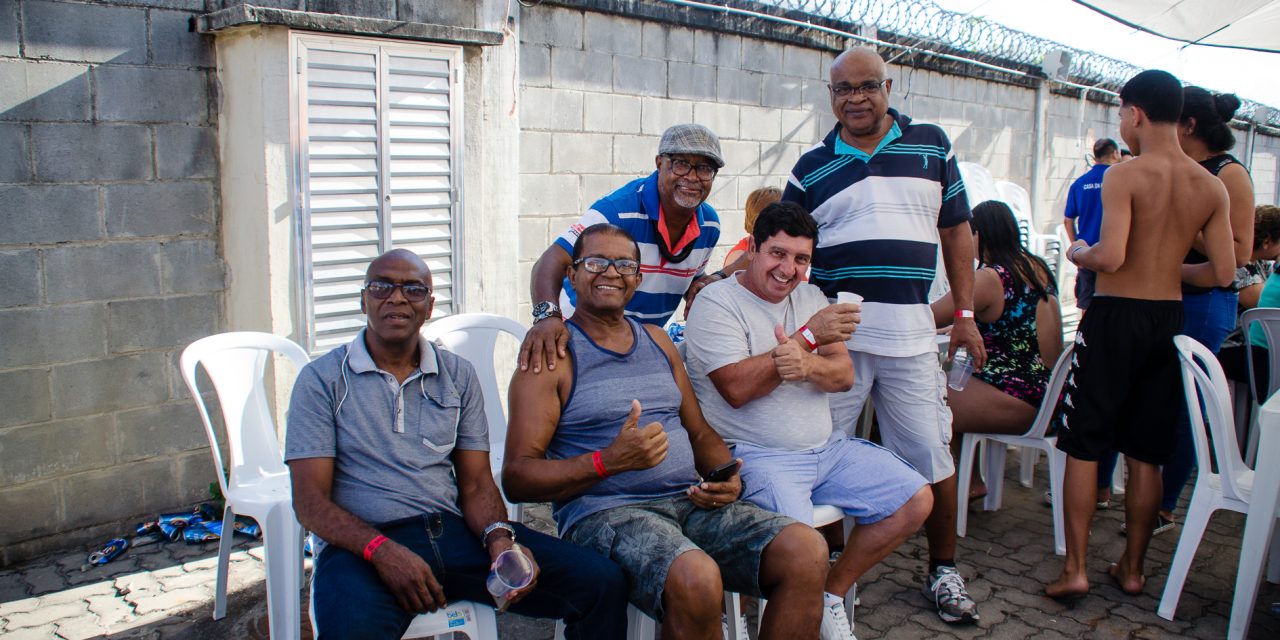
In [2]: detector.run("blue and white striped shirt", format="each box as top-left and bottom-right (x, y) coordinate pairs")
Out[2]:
(554, 172), (721, 327)
(783, 110), (970, 357)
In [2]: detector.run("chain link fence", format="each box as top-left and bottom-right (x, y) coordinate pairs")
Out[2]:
(760, 0), (1279, 127)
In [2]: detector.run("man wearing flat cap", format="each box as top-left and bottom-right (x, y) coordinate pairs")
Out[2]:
(520, 124), (730, 373)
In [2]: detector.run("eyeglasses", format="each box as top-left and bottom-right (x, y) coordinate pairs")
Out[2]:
(828, 81), (886, 98)
(573, 257), (641, 275)
(364, 281), (431, 301)
(664, 155), (718, 181)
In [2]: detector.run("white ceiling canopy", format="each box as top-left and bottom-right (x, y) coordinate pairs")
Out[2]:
(1073, 0), (1280, 53)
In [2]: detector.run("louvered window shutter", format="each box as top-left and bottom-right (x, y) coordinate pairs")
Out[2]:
(295, 36), (462, 354)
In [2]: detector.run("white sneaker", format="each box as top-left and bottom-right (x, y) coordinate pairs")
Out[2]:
(721, 613), (750, 640)
(820, 600), (857, 640)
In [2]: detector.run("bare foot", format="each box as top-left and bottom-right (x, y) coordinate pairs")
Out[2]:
(968, 483), (988, 502)
(1045, 571), (1090, 600)
(1108, 563), (1146, 595)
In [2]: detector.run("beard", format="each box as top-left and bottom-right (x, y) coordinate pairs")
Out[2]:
(673, 189), (704, 209)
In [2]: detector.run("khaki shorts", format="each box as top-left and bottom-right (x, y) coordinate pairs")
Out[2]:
(829, 350), (956, 483)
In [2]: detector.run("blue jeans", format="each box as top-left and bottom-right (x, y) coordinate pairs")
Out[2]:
(311, 512), (628, 640)
(1161, 289), (1238, 512)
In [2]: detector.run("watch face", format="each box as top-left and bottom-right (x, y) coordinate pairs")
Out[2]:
(533, 301), (560, 320)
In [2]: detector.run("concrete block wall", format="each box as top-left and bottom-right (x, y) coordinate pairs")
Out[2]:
(0, 0), (222, 565)
(517, 4), (834, 320)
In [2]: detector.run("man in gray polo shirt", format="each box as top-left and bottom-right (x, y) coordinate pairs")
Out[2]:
(286, 249), (627, 639)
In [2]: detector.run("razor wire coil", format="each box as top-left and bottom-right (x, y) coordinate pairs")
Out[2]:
(758, 0), (1278, 126)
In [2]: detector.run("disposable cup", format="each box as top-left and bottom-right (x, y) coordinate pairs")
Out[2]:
(486, 547), (534, 609)
(948, 351), (974, 391)
(837, 292), (863, 305)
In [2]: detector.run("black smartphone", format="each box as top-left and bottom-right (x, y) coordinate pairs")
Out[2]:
(703, 459), (741, 483)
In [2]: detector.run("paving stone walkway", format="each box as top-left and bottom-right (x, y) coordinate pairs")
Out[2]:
(2, 462), (1278, 639)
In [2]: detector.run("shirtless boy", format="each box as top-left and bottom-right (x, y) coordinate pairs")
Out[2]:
(1045, 70), (1235, 599)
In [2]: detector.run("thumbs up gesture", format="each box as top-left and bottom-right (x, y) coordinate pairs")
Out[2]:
(772, 326), (810, 382)
(602, 400), (669, 473)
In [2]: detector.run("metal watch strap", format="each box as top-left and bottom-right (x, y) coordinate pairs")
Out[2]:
(482, 521), (516, 546)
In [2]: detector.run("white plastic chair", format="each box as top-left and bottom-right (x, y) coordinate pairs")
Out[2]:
(958, 161), (999, 208)
(1158, 336), (1280, 621)
(1241, 307), (1280, 466)
(419, 313), (531, 639)
(401, 602), (499, 639)
(180, 332), (311, 640)
(995, 181), (1032, 223)
(746, 505), (857, 635)
(956, 345), (1074, 556)
(422, 312), (527, 515)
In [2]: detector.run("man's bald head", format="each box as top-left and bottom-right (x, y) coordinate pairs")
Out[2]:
(831, 47), (887, 80)
(367, 248), (431, 283)
(827, 47), (893, 140)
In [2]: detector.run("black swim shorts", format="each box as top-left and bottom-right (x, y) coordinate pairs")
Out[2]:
(1056, 296), (1185, 465)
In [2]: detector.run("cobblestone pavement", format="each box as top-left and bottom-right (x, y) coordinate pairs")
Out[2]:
(3, 463), (1279, 639)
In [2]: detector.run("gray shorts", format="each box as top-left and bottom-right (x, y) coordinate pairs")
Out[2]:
(563, 494), (795, 621)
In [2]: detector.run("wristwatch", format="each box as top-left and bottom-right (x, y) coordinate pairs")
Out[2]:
(532, 301), (562, 324)
(482, 521), (517, 546)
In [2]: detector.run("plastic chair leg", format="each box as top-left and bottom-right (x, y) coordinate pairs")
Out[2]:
(955, 434), (981, 538)
(1158, 490), (1216, 620)
(1111, 456), (1127, 496)
(1246, 408), (1262, 468)
(1269, 527), (1280, 584)
(627, 604), (656, 640)
(262, 503), (304, 640)
(724, 591), (745, 640)
(213, 504), (236, 620)
(1047, 447), (1067, 556)
(1019, 447), (1038, 488)
(474, 604), (499, 639)
(982, 442), (1007, 512)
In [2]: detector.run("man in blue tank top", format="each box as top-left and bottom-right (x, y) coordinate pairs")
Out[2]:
(505, 224), (830, 639)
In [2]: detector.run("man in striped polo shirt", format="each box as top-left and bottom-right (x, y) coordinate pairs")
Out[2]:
(783, 47), (986, 624)
(519, 124), (731, 374)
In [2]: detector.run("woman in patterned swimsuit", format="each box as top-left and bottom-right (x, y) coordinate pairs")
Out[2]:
(932, 200), (1063, 499)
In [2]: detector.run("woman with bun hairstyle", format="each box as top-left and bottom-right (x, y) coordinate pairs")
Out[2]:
(1151, 86), (1256, 536)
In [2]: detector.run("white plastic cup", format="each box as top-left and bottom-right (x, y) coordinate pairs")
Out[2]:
(486, 547), (534, 609)
(837, 292), (863, 305)
(948, 347), (974, 391)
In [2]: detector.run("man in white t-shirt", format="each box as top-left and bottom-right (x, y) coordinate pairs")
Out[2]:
(685, 201), (933, 640)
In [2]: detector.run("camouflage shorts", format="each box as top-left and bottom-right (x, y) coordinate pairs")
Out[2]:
(563, 494), (795, 620)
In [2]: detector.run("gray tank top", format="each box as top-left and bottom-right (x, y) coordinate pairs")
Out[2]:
(548, 318), (700, 534)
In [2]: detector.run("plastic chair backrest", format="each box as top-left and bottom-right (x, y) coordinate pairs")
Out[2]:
(1242, 307), (1280, 403)
(993, 180), (1034, 222)
(1022, 344), (1074, 439)
(180, 332), (311, 497)
(421, 313), (528, 463)
(958, 162), (999, 207)
(1174, 335), (1249, 502)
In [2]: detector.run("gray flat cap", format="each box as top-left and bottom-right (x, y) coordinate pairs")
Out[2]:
(658, 124), (725, 168)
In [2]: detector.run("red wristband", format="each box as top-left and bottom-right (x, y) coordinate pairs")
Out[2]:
(592, 450), (610, 478)
(363, 534), (389, 562)
(954, 309), (974, 319)
(798, 325), (818, 350)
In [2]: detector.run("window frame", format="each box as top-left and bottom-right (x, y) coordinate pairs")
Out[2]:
(289, 31), (466, 354)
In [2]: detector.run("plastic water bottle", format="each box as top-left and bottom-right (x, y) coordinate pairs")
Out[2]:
(948, 346), (974, 391)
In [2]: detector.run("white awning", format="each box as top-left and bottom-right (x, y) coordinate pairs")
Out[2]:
(1074, 0), (1280, 53)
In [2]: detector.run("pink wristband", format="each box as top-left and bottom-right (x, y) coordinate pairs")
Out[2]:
(592, 450), (610, 478)
(363, 534), (389, 562)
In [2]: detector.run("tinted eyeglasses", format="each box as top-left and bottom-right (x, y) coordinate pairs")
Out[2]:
(573, 257), (641, 275)
(664, 155), (718, 180)
(829, 81), (886, 98)
(364, 281), (431, 301)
